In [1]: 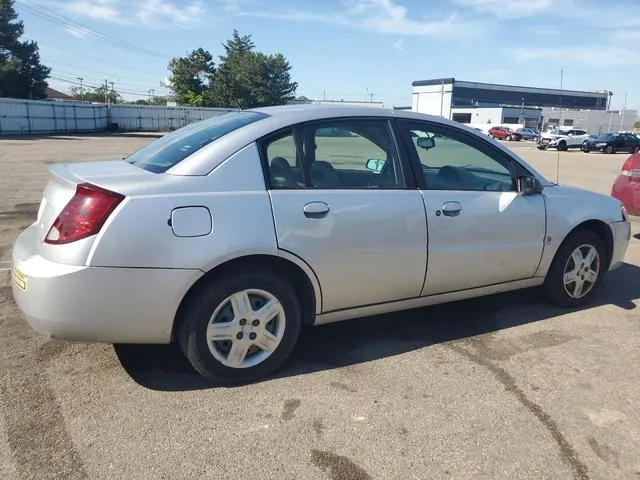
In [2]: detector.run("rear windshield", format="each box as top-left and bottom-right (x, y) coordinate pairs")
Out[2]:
(126, 111), (267, 173)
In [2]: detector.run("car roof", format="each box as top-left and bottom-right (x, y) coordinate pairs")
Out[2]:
(166, 104), (549, 184)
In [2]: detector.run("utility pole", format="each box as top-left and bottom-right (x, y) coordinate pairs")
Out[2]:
(77, 77), (84, 102)
(620, 92), (627, 132)
(104, 79), (109, 106)
(148, 89), (155, 103)
(109, 81), (115, 104)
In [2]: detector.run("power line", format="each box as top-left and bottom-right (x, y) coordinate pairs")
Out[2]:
(49, 75), (163, 98)
(16, 0), (168, 59)
(38, 41), (162, 75)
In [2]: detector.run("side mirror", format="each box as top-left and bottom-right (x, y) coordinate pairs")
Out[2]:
(518, 176), (543, 195)
(416, 137), (435, 150)
(366, 158), (386, 173)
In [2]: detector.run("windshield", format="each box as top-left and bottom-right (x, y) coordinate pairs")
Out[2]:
(126, 111), (268, 173)
(596, 134), (615, 141)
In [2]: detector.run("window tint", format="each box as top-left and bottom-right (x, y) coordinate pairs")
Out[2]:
(126, 111), (267, 173)
(307, 120), (405, 189)
(401, 123), (515, 192)
(264, 130), (304, 188)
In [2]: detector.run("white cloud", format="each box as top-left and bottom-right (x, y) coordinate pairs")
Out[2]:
(614, 30), (640, 42)
(68, 0), (122, 23)
(234, 0), (481, 38)
(504, 45), (640, 67)
(454, 0), (554, 19)
(137, 0), (204, 27)
(525, 24), (563, 36)
(65, 0), (204, 28)
(393, 37), (406, 53)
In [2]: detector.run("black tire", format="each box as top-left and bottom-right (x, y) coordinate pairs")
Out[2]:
(177, 268), (302, 385)
(506, 135), (512, 141)
(543, 229), (607, 308)
(632, 145), (639, 154)
(557, 141), (568, 152)
(604, 145), (614, 154)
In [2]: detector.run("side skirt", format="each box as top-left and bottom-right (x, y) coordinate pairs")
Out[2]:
(313, 277), (545, 325)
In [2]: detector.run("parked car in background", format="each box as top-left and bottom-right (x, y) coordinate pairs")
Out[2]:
(612, 153), (640, 216)
(11, 105), (630, 384)
(517, 128), (540, 141)
(488, 126), (522, 141)
(538, 128), (590, 151)
(582, 133), (640, 154)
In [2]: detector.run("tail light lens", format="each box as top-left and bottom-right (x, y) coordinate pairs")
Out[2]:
(621, 155), (640, 182)
(45, 183), (124, 244)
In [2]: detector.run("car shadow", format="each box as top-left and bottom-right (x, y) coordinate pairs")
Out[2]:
(114, 262), (640, 392)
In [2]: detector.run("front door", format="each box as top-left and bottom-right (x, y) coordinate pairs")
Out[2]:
(261, 118), (428, 313)
(397, 120), (546, 296)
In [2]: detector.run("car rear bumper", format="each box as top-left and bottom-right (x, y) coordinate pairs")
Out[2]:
(11, 227), (202, 344)
(612, 176), (640, 216)
(609, 220), (631, 271)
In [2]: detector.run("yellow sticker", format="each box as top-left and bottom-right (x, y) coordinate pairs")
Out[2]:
(12, 266), (27, 291)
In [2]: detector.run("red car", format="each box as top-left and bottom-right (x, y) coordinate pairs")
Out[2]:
(488, 126), (522, 141)
(612, 153), (640, 216)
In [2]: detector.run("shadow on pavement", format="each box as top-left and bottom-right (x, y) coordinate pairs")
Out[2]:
(114, 262), (640, 392)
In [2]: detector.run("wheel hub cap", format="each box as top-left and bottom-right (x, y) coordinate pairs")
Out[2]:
(206, 289), (286, 369)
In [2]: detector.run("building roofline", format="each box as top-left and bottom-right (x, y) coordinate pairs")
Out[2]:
(412, 78), (608, 99)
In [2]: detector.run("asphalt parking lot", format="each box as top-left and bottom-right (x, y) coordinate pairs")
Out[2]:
(1, 134), (639, 480)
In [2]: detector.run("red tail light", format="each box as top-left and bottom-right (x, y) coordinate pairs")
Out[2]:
(45, 183), (124, 244)
(621, 155), (640, 183)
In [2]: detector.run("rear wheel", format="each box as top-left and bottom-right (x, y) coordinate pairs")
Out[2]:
(177, 268), (302, 385)
(543, 230), (607, 308)
(604, 145), (614, 154)
(506, 135), (512, 141)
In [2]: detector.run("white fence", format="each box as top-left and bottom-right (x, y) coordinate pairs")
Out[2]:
(0, 97), (235, 135)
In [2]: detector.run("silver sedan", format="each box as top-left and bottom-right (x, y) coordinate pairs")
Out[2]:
(11, 105), (631, 384)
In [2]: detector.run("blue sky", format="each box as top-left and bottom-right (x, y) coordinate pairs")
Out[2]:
(15, 0), (640, 110)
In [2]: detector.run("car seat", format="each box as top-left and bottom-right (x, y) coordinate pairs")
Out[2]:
(310, 161), (341, 188)
(270, 157), (297, 188)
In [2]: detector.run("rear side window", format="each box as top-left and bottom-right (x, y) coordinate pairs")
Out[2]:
(126, 111), (267, 173)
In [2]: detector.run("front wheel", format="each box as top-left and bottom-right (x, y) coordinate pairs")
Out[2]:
(632, 145), (640, 154)
(177, 268), (302, 385)
(604, 145), (614, 154)
(543, 230), (607, 308)
(506, 135), (512, 141)
(557, 141), (568, 151)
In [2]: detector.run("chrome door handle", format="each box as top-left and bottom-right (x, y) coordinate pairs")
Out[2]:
(303, 201), (330, 217)
(441, 201), (462, 216)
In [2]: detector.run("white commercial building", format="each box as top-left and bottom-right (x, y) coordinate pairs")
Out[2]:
(411, 77), (637, 134)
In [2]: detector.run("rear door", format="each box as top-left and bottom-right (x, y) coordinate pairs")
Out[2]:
(396, 119), (546, 296)
(261, 118), (428, 313)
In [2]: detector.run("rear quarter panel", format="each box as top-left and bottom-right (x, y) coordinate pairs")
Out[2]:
(88, 143), (279, 270)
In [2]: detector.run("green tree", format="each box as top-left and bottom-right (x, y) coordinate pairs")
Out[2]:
(168, 47), (215, 106)
(634, 119), (640, 130)
(0, 0), (50, 99)
(206, 30), (297, 108)
(69, 85), (123, 104)
(131, 96), (170, 106)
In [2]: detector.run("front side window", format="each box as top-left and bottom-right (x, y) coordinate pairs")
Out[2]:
(400, 121), (515, 192)
(127, 111), (267, 173)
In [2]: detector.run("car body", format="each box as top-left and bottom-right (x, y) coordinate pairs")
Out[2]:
(582, 133), (640, 154)
(538, 128), (589, 151)
(488, 126), (522, 141)
(612, 153), (640, 216)
(516, 128), (540, 141)
(11, 105), (631, 383)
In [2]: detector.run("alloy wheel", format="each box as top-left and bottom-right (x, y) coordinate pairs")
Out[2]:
(206, 289), (286, 368)
(563, 244), (600, 299)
